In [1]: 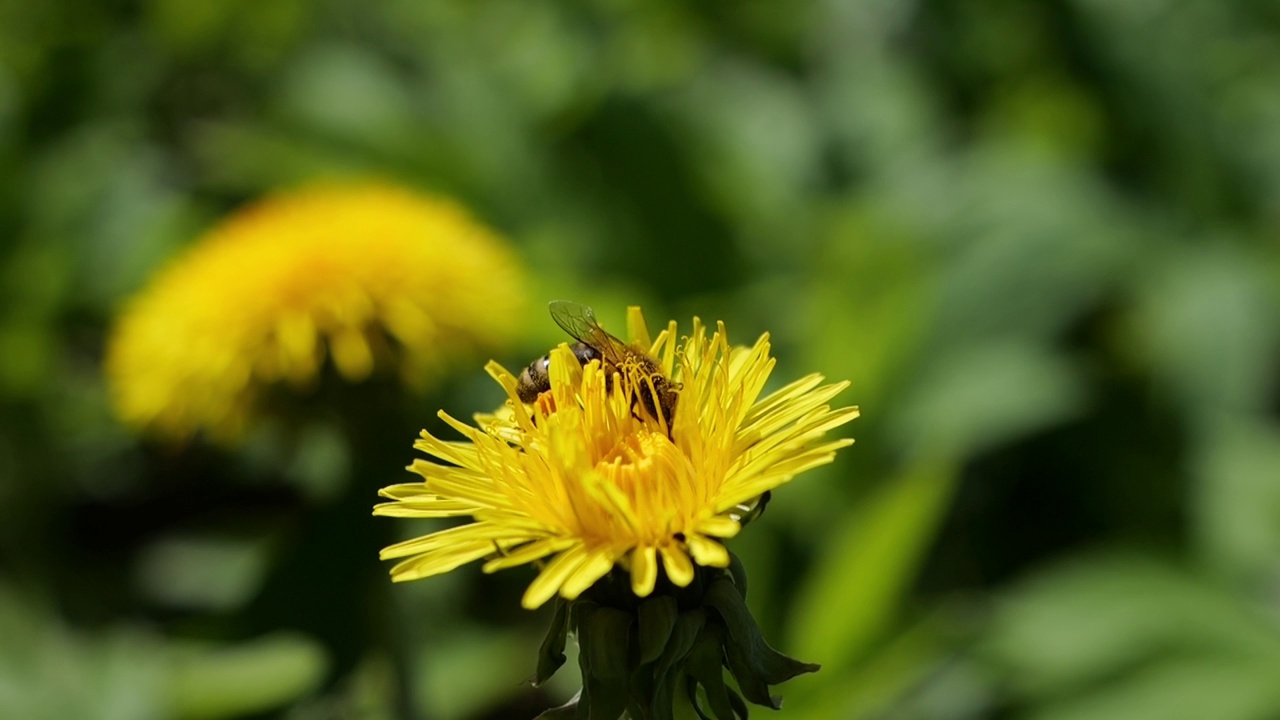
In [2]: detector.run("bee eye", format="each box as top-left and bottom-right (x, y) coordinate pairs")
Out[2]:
(540, 357), (551, 371)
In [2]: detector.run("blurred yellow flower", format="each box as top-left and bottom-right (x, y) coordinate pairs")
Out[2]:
(375, 307), (858, 609)
(106, 182), (526, 441)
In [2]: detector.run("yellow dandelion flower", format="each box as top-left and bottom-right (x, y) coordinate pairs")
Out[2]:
(375, 306), (858, 609)
(106, 182), (526, 441)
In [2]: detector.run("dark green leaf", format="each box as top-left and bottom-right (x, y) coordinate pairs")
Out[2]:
(789, 458), (957, 672)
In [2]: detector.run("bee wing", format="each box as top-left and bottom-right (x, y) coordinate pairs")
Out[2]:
(548, 300), (632, 365)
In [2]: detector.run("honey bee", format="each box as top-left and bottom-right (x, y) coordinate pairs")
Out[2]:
(516, 300), (679, 424)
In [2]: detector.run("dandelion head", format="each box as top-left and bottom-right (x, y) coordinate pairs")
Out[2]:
(375, 305), (858, 610)
(105, 182), (526, 441)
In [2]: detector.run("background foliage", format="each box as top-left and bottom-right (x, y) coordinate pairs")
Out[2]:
(2, 0), (1279, 718)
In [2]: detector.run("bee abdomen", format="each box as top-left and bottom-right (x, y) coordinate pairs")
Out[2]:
(515, 343), (600, 403)
(516, 356), (551, 402)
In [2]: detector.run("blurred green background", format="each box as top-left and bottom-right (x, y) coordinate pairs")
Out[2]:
(3, 0), (1280, 718)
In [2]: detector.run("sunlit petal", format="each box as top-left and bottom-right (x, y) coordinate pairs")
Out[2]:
(376, 306), (858, 608)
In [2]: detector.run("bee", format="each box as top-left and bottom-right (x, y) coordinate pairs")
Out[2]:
(516, 300), (679, 425)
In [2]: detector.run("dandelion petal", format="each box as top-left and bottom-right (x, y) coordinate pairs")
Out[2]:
(523, 545), (589, 609)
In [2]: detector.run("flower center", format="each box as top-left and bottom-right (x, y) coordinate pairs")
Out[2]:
(598, 430), (663, 474)
(592, 430), (691, 543)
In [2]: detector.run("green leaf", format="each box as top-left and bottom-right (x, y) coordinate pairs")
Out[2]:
(0, 587), (168, 720)
(135, 535), (271, 612)
(1032, 655), (1280, 720)
(808, 211), (931, 414)
(1129, 247), (1279, 415)
(1191, 418), (1280, 586)
(889, 342), (1084, 457)
(780, 613), (951, 720)
(984, 555), (1280, 697)
(168, 633), (328, 720)
(789, 457), (958, 672)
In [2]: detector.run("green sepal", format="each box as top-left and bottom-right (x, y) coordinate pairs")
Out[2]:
(637, 595), (679, 665)
(629, 664), (655, 720)
(536, 598), (570, 686)
(726, 552), (748, 599)
(687, 676), (712, 720)
(577, 604), (634, 720)
(536, 565), (811, 720)
(722, 636), (776, 710)
(685, 681), (749, 720)
(727, 686), (749, 719)
(534, 691), (580, 720)
(685, 623), (737, 720)
(650, 609), (707, 720)
(626, 700), (647, 720)
(579, 606), (634, 679)
(656, 609), (706, 680)
(704, 578), (819, 708)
